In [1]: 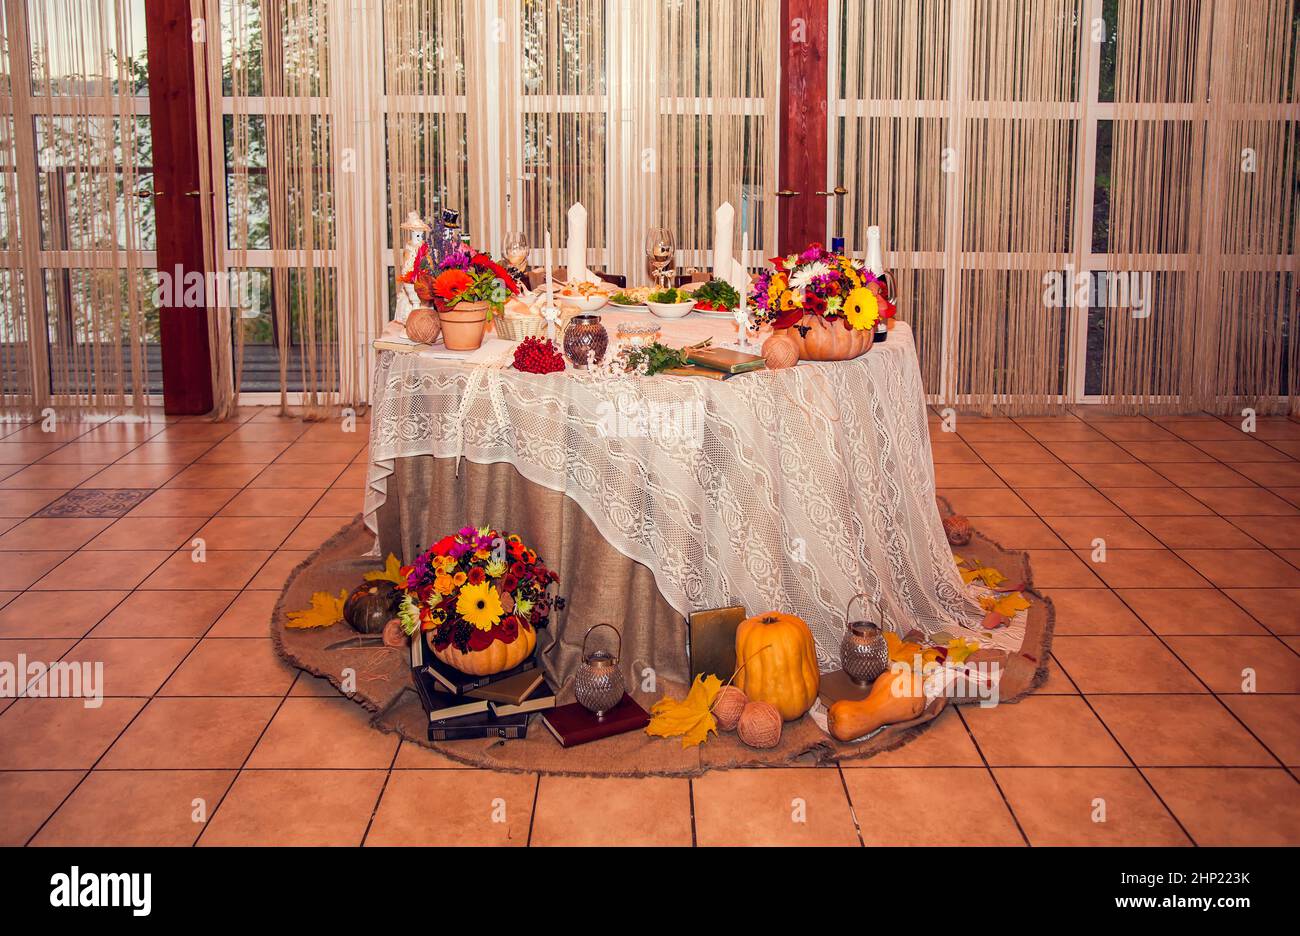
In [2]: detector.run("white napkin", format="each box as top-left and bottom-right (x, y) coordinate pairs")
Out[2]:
(566, 203), (599, 284)
(713, 202), (736, 281)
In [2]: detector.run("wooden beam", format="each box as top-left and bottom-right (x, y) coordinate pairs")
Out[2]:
(145, 0), (214, 414)
(778, 0), (829, 254)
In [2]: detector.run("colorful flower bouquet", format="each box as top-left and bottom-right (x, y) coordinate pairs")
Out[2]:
(400, 243), (521, 351)
(751, 244), (896, 362)
(397, 527), (561, 676)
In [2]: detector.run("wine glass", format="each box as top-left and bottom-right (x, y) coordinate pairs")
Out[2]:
(502, 231), (529, 279)
(645, 227), (675, 289)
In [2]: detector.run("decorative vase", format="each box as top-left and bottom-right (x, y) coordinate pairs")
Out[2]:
(777, 314), (874, 362)
(562, 314), (609, 367)
(574, 623), (625, 717)
(438, 300), (490, 351)
(429, 624), (536, 677)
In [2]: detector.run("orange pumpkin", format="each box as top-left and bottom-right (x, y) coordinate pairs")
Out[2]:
(430, 625), (536, 676)
(777, 314), (874, 362)
(733, 611), (820, 721)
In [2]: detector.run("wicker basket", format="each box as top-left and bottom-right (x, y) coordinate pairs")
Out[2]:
(493, 314), (548, 342)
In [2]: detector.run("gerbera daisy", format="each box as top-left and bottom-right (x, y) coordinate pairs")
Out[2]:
(456, 581), (504, 631)
(843, 287), (881, 331)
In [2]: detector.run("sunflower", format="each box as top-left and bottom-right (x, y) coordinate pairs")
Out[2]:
(843, 287), (881, 331)
(456, 581), (504, 631)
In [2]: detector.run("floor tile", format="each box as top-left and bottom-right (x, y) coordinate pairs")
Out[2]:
(1069, 462), (1172, 488)
(1078, 549), (1209, 589)
(960, 695), (1128, 766)
(937, 488), (1033, 517)
(246, 550), (310, 589)
(1175, 548), (1300, 588)
(992, 463), (1088, 488)
(934, 463), (1006, 488)
(1219, 695), (1300, 765)
(391, 740), (472, 769)
(1163, 635), (1300, 693)
(160, 638), (296, 696)
(970, 440), (1062, 464)
(84, 516), (203, 550)
(0, 464), (103, 489)
(218, 488), (324, 517)
(1017, 488), (1123, 516)
(1120, 440), (1213, 462)
(1149, 462), (1254, 488)
(140, 549), (272, 590)
(993, 767), (1190, 845)
(1224, 588), (1300, 635)
(165, 463), (266, 489)
(91, 589), (235, 638)
(1142, 768), (1300, 845)
(692, 768), (859, 846)
(0, 442), (66, 464)
(841, 705), (985, 767)
(32, 550), (170, 591)
(283, 516), (350, 550)
(0, 590), (128, 639)
(365, 769), (535, 846)
(1133, 515), (1260, 549)
(1094, 421), (1178, 442)
(60, 638), (196, 696)
(199, 769), (387, 846)
(192, 515), (298, 550)
(250, 462), (345, 489)
(126, 488), (240, 517)
(1222, 515), (1300, 550)
(246, 698), (399, 769)
(1090, 694), (1275, 766)
(1229, 462), (1300, 487)
(1115, 588), (1266, 635)
(0, 698), (145, 769)
(0, 551), (71, 589)
(1163, 420), (1244, 442)
(0, 490), (67, 518)
(79, 464), (183, 489)
(116, 441), (215, 464)
(307, 489), (363, 517)
(32, 769), (235, 846)
(1041, 441), (1136, 463)
(1099, 487), (1213, 516)
(1185, 487), (1298, 516)
(1042, 516), (1162, 550)
(1051, 636), (1205, 693)
(1024, 549), (1104, 588)
(197, 440), (291, 464)
(100, 697), (280, 769)
(208, 590), (278, 637)
(1040, 655), (1080, 694)
(845, 767), (1024, 845)
(153, 423), (238, 443)
(1192, 439), (1291, 462)
(0, 770), (85, 845)
(1044, 588), (1149, 635)
(275, 441), (366, 464)
(0, 518), (113, 551)
(531, 776), (693, 846)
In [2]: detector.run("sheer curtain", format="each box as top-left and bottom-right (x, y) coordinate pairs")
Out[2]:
(1, 0), (154, 416)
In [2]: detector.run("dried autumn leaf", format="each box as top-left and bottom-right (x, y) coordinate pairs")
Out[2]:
(646, 674), (722, 748)
(363, 554), (406, 587)
(979, 591), (1031, 619)
(961, 564), (1007, 588)
(287, 589), (348, 629)
(947, 638), (981, 665)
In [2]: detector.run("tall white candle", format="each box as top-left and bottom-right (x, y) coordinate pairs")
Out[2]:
(713, 202), (735, 282)
(544, 229), (556, 341)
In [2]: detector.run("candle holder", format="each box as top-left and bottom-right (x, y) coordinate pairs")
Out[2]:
(563, 314), (609, 367)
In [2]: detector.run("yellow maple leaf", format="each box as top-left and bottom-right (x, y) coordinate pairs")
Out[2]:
(947, 638), (981, 665)
(363, 554), (406, 587)
(978, 592), (1031, 619)
(646, 674), (722, 748)
(961, 564), (1007, 588)
(286, 589), (348, 629)
(884, 630), (923, 665)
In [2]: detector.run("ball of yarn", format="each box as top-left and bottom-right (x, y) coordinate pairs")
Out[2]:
(942, 514), (972, 546)
(405, 307), (440, 344)
(737, 700), (782, 749)
(382, 619), (406, 649)
(762, 332), (800, 370)
(713, 685), (748, 732)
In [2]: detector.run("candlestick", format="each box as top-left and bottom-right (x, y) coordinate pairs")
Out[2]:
(735, 232), (752, 351)
(543, 229), (557, 341)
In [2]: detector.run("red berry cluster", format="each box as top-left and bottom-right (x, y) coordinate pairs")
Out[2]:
(512, 336), (566, 374)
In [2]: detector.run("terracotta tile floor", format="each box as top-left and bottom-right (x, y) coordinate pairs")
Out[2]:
(1, 406), (1298, 847)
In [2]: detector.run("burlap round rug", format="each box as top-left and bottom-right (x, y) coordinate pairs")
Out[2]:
(272, 511), (1054, 777)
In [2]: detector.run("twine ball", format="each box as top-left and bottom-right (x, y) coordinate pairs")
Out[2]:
(405, 307), (440, 344)
(382, 619), (406, 649)
(943, 514), (972, 546)
(737, 700), (783, 749)
(762, 332), (800, 370)
(714, 685), (748, 732)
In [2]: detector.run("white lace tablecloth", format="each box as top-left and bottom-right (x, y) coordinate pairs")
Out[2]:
(365, 315), (988, 671)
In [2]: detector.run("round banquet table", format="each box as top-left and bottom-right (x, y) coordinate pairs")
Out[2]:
(364, 312), (986, 688)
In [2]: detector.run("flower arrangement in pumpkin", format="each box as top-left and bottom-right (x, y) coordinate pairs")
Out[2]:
(399, 242), (520, 319)
(396, 527), (561, 675)
(751, 243), (896, 332)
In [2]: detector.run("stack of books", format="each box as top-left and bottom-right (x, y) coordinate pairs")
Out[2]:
(410, 637), (556, 742)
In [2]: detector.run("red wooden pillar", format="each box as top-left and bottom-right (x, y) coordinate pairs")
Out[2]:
(777, 0), (830, 255)
(146, 0), (214, 414)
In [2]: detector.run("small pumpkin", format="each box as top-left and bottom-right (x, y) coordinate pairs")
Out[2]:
(430, 624), (536, 676)
(761, 331), (800, 370)
(343, 581), (400, 635)
(736, 700), (782, 749)
(733, 611), (820, 721)
(782, 314), (874, 362)
(827, 665), (926, 742)
(405, 306), (441, 344)
(713, 685), (748, 731)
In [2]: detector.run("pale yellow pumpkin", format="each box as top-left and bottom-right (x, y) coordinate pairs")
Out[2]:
(733, 611), (820, 721)
(430, 625), (536, 676)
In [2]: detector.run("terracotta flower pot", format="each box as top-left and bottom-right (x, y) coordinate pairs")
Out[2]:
(438, 300), (490, 351)
(777, 314), (874, 362)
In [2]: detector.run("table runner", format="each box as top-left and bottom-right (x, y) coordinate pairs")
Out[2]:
(365, 317), (986, 670)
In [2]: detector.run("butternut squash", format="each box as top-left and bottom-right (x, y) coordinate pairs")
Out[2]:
(826, 664), (926, 742)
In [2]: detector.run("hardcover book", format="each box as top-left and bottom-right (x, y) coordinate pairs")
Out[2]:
(489, 682), (556, 718)
(685, 347), (767, 375)
(411, 669), (491, 723)
(466, 669), (548, 706)
(540, 694), (650, 748)
(428, 710), (531, 742)
(424, 653), (539, 697)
